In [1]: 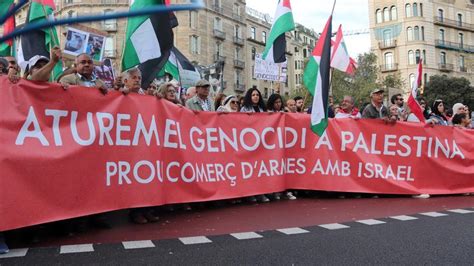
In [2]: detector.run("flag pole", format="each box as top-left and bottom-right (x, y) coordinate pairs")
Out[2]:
(331, 0), (337, 15)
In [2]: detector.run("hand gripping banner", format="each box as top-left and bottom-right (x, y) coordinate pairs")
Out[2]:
(1, 77), (473, 231)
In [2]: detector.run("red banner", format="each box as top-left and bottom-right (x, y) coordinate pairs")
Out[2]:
(1, 77), (473, 231)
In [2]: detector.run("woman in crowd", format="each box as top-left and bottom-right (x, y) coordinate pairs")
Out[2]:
(217, 95), (239, 112)
(429, 100), (449, 125)
(452, 113), (471, 129)
(389, 104), (401, 121)
(214, 93), (227, 111)
(157, 82), (181, 104)
(266, 93), (284, 112)
(240, 87), (266, 112)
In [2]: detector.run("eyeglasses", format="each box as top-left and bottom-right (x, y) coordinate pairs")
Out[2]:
(397, 98), (403, 101)
(230, 101), (238, 104)
(8, 61), (16, 65)
(167, 89), (176, 93)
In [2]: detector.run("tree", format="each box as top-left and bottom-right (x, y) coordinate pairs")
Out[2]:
(423, 75), (473, 109)
(331, 52), (380, 108)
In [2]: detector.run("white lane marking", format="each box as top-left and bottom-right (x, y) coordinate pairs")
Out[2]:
(122, 240), (155, 249)
(318, 223), (350, 230)
(277, 227), (309, 235)
(230, 232), (263, 240)
(356, 219), (386, 225)
(0, 248), (28, 259)
(60, 244), (94, 254)
(448, 209), (474, 214)
(420, 212), (448, 217)
(390, 215), (418, 221)
(179, 236), (212, 245)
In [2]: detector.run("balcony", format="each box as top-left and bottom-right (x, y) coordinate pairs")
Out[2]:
(460, 66), (468, 72)
(438, 63), (454, 72)
(378, 40), (397, 49)
(233, 13), (243, 21)
(213, 29), (226, 40)
(433, 16), (474, 31)
(214, 55), (226, 62)
(212, 5), (223, 13)
(234, 59), (245, 69)
(234, 83), (245, 92)
(233, 36), (244, 46)
(380, 63), (398, 72)
(435, 39), (474, 53)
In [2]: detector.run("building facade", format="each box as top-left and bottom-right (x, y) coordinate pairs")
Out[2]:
(369, 0), (474, 97)
(4, 0), (317, 97)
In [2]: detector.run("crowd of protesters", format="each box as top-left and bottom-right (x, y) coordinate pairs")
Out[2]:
(0, 49), (472, 254)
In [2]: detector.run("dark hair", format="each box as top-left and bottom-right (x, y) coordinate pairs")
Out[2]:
(267, 93), (284, 112)
(214, 93), (227, 111)
(294, 96), (303, 101)
(431, 99), (445, 117)
(452, 113), (466, 125)
(391, 93), (402, 104)
(243, 88), (266, 111)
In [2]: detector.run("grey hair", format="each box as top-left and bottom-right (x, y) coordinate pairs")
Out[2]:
(122, 67), (142, 80)
(344, 95), (355, 104)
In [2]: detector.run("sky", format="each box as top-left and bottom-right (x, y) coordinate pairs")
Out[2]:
(246, 0), (371, 58)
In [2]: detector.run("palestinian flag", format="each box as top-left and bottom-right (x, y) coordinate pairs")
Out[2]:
(17, 0), (62, 80)
(158, 47), (201, 87)
(122, 0), (175, 88)
(303, 16), (332, 136)
(0, 1), (15, 56)
(331, 25), (356, 75)
(261, 0), (295, 63)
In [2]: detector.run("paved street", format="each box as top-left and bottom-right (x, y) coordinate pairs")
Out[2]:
(1, 195), (473, 265)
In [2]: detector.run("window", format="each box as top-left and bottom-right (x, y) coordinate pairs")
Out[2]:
(384, 52), (394, 68)
(103, 9), (116, 30)
(303, 48), (307, 58)
(457, 14), (463, 27)
(424, 73), (427, 85)
(65, 0), (73, 4)
(295, 61), (298, 69)
(104, 36), (115, 57)
(438, 9), (444, 21)
(215, 42), (223, 57)
(189, 11), (197, 29)
(250, 27), (256, 39)
(440, 52), (446, 65)
(190, 35), (200, 54)
(262, 31), (267, 44)
(439, 29), (445, 43)
(408, 50), (415, 65)
(419, 3), (423, 17)
(383, 7), (390, 21)
(383, 29), (392, 46)
(213, 0), (220, 8)
(234, 47), (240, 60)
(414, 26), (419, 40)
(214, 17), (222, 31)
(233, 3), (240, 16)
(413, 3), (418, 16)
(376, 9), (382, 23)
(458, 33), (464, 48)
(407, 27), (413, 41)
(391, 6), (397, 20)
(423, 50), (426, 64)
(421, 26), (425, 40)
(234, 25), (241, 38)
(235, 70), (242, 85)
(251, 46), (256, 60)
(405, 4), (412, 17)
(415, 49), (421, 64)
(459, 56), (465, 71)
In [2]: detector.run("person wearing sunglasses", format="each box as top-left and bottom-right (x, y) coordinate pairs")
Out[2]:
(217, 95), (239, 112)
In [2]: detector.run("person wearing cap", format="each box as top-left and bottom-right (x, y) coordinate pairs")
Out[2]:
(59, 53), (107, 94)
(29, 47), (62, 82)
(362, 89), (391, 120)
(185, 79), (215, 111)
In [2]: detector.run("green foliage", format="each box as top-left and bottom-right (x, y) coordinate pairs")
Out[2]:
(423, 75), (473, 109)
(381, 73), (405, 92)
(331, 52), (380, 108)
